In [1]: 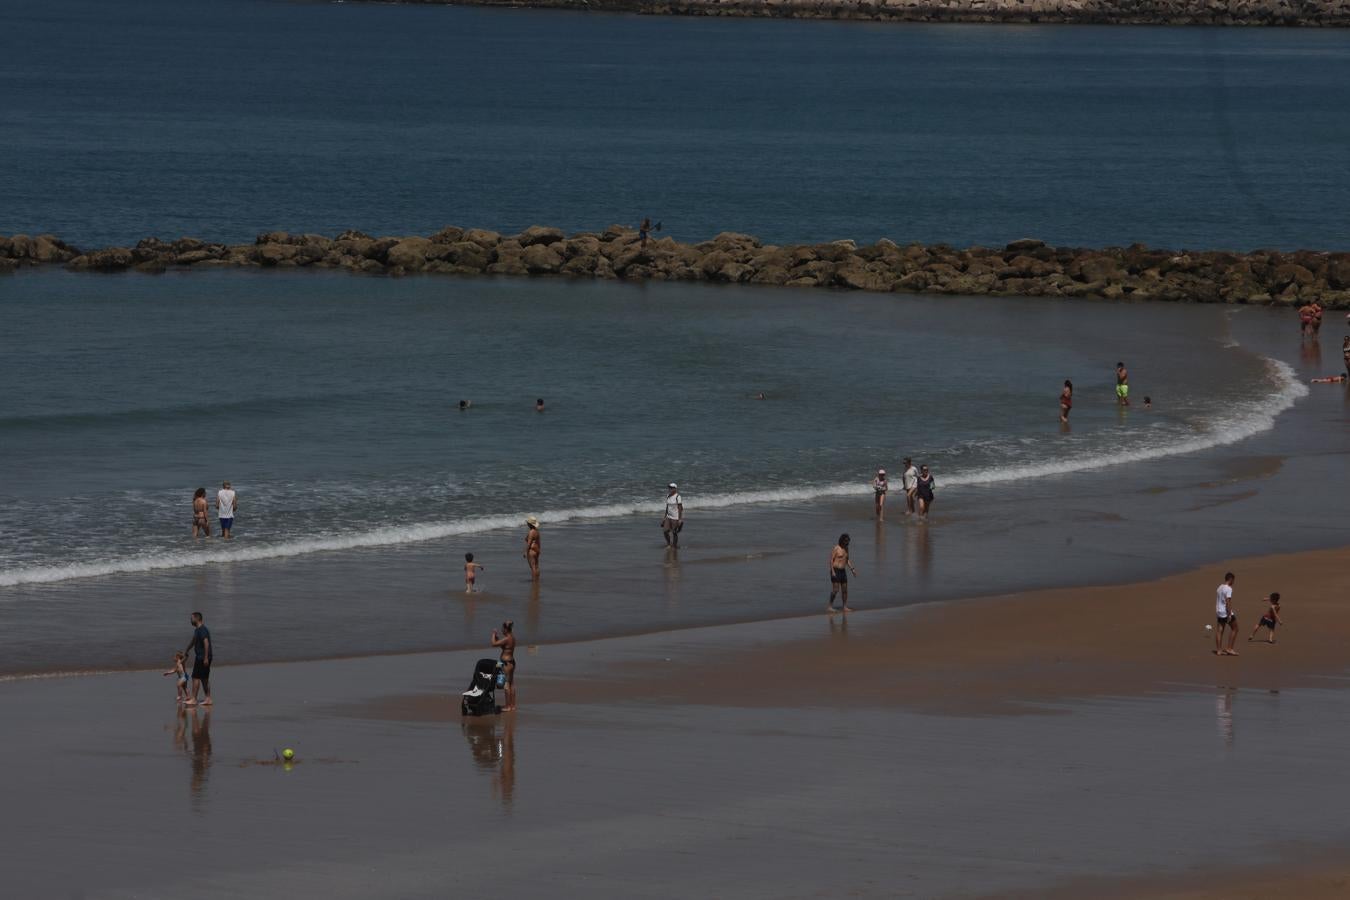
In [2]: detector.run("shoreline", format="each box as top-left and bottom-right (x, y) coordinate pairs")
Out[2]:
(5, 227), (1350, 308)
(374, 0), (1350, 29)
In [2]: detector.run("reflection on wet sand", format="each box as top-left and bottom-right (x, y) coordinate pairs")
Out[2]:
(174, 706), (212, 809)
(461, 716), (515, 812)
(1216, 689), (1235, 751)
(906, 522), (933, 585)
(663, 546), (681, 611)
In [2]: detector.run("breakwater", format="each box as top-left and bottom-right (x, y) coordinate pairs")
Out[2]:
(3, 228), (1348, 307)
(395, 0), (1350, 27)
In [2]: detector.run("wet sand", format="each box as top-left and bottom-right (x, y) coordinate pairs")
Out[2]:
(5, 547), (1350, 897)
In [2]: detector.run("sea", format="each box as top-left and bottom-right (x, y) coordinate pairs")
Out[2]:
(2, 0), (1349, 677)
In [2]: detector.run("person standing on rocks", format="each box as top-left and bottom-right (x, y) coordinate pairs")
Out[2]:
(639, 217), (652, 248)
(1115, 362), (1130, 407)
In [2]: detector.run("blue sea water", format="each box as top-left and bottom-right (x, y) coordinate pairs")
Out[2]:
(1, 0), (1349, 250)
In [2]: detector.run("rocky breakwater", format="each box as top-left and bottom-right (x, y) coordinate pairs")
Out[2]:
(3, 227), (1349, 308)
(404, 0), (1350, 28)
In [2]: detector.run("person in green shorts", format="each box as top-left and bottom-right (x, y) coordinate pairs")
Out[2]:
(1115, 361), (1130, 407)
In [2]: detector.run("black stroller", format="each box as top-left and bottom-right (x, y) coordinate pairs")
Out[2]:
(461, 658), (503, 716)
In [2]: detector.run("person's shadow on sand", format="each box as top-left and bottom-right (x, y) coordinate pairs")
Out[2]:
(462, 716), (515, 812)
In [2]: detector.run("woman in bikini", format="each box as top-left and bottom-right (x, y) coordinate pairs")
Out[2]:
(1059, 379), (1073, 424)
(191, 487), (211, 539)
(491, 621), (517, 711)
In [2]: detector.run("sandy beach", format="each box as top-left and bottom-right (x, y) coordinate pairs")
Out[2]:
(5, 545), (1350, 898)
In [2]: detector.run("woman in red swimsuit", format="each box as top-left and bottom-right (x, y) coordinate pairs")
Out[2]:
(1059, 379), (1073, 424)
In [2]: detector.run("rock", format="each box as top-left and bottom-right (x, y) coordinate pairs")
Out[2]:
(1327, 257), (1350, 291)
(33, 235), (76, 263)
(0, 257), (18, 274)
(443, 242), (491, 270)
(462, 229), (501, 248)
(522, 243), (563, 274)
(515, 225), (565, 247)
(894, 271), (931, 292)
(487, 257), (528, 277)
(812, 243), (854, 263)
(834, 263), (894, 292)
(562, 254), (598, 276)
(68, 247), (134, 271)
(1271, 263), (1315, 289)
(175, 250), (217, 265)
(1005, 238), (1046, 253)
(750, 266), (790, 286)
(429, 226), (465, 245)
(713, 262), (755, 283)
(1074, 256), (1124, 283)
(255, 243), (299, 267)
(336, 230), (372, 242)
(600, 225), (634, 241)
(385, 238), (434, 270)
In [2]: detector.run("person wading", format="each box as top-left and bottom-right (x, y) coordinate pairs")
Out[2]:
(828, 533), (857, 614)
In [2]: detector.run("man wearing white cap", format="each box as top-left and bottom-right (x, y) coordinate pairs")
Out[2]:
(662, 483), (684, 548)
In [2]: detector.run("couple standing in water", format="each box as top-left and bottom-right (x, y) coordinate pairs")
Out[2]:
(1059, 361), (1150, 423)
(191, 481), (238, 540)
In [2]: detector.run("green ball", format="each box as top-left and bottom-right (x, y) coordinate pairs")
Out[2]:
(282, 748), (294, 761)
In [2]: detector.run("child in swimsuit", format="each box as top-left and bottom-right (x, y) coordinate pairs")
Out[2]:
(1248, 593), (1282, 643)
(163, 651), (190, 703)
(464, 553), (484, 594)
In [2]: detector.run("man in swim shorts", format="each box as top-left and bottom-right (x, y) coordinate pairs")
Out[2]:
(662, 483), (683, 548)
(216, 480), (237, 540)
(1214, 572), (1238, 656)
(1115, 362), (1130, 407)
(828, 533), (857, 613)
(182, 611), (213, 705)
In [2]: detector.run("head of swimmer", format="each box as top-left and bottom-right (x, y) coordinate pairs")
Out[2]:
(837, 533), (850, 548)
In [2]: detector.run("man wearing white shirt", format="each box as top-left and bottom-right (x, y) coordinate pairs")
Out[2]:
(1214, 571), (1238, 656)
(662, 483), (683, 548)
(902, 458), (919, 515)
(216, 480), (238, 540)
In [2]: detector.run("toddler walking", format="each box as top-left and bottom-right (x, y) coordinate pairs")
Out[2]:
(464, 553), (485, 593)
(163, 651), (189, 702)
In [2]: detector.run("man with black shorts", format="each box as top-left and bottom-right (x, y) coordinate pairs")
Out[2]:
(183, 611), (213, 705)
(828, 534), (857, 613)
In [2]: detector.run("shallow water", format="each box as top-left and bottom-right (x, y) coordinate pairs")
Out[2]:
(4, 270), (1345, 676)
(2, 0), (1349, 249)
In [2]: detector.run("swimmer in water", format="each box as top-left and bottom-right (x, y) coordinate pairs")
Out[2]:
(535, 398), (545, 413)
(1059, 379), (1073, 423)
(1310, 375), (1346, 384)
(1143, 396), (1152, 409)
(1115, 361), (1130, 407)
(458, 400), (471, 411)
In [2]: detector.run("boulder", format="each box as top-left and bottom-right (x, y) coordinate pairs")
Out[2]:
(1327, 257), (1350, 291)
(336, 230), (373, 242)
(834, 263), (894, 292)
(515, 225), (565, 247)
(255, 243), (299, 267)
(0, 257), (18, 274)
(462, 229), (501, 248)
(33, 235), (77, 263)
(713, 262), (755, 283)
(443, 242), (491, 270)
(1271, 263), (1315, 290)
(429, 226), (465, 245)
(487, 257), (528, 277)
(562, 254), (598, 276)
(68, 247), (134, 271)
(1005, 238), (1046, 253)
(1073, 256), (1124, 283)
(522, 243), (563, 274)
(385, 238), (435, 270)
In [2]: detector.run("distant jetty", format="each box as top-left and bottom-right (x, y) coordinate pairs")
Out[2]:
(4, 228), (1349, 308)
(386, 0), (1350, 28)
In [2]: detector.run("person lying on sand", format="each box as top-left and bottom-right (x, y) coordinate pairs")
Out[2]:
(1310, 375), (1346, 384)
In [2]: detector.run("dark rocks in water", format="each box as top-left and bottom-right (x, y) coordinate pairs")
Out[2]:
(3, 225), (1348, 308)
